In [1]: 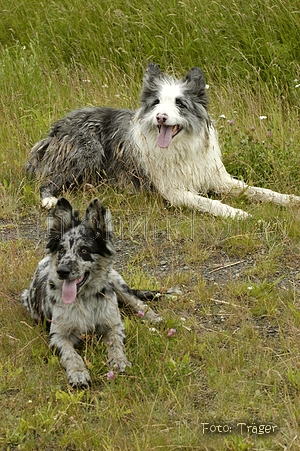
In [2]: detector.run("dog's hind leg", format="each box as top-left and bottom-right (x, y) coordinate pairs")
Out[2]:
(110, 269), (162, 322)
(131, 287), (182, 301)
(161, 186), (249, 219)
(218, 177), (300, 206)
(130, 289), (167, 301)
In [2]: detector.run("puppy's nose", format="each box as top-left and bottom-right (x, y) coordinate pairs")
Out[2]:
(156, 113), (168, 124)
(57, 265), (71, 279)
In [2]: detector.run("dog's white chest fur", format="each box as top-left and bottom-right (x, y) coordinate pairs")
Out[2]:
(133, 119), (228, 195)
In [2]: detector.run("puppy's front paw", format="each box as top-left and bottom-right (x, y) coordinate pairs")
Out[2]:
(113, 359), (132, 373)
(67, 368), (91, 388)
(108, 352), (132, 373)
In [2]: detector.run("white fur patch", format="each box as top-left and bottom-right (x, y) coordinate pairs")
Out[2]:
(42, 196), (58, 210)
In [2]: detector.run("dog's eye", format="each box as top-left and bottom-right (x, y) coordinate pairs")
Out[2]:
(80, 248), (89, 255)
(176, 98), (186, 109)
(151, 98), (160, 107)
(58, 247), (65, 255)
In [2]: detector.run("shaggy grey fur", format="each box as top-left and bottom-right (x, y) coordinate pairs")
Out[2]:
(25, 63), (208, 203)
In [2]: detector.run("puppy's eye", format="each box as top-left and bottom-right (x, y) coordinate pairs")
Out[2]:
(58, 247), (65, 255)
(80, 248), (88, 254)
(151, 98), (160, 107)
(176, 98), (186, 109)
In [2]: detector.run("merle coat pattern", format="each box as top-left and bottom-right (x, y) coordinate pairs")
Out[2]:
(25, 63), (300, 217)
(22, 198), (161, 387)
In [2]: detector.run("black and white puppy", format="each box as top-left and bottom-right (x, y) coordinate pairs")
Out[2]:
(22, 198), (161, 387)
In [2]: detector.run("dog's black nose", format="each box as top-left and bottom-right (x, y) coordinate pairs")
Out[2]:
(156, 112), (168, 124)
(57, 265), (71, 279)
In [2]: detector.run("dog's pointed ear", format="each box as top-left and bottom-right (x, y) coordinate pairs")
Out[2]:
(144, 63), (162, 81)
(140, 63), (163, 102)
(47, 198), (78, 251)
(183, 67), (208, 108)
(84, 198), (113, 241)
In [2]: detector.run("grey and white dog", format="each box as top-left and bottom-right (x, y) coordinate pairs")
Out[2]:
(22, 197), (161, 387)
(26, 63), (300, 218)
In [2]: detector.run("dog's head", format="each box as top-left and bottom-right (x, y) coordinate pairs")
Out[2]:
(47, 198), (114, 304)
(138, 63), (210, 148)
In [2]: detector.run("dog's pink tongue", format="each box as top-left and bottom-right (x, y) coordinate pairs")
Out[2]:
(157, 125), (173, 148)
(62, 280), (77, 304)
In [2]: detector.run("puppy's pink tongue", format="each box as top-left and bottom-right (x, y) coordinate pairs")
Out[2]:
(157, 125), (173, 148)
(62, 280), (77, 304)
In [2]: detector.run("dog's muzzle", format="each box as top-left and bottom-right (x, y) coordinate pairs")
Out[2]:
(57, 265), (71, 279)
(57, 266), (90, 304)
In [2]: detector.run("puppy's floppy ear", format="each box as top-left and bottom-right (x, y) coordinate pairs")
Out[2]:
(183, 67), (208, 108)
(84, 198), (113, 241)
(47, 198), (79, 251)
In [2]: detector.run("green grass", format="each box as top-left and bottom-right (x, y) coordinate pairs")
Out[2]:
(1, 0), (300, 449)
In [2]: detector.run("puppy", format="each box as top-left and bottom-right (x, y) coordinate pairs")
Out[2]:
(22, 198), (161, 387)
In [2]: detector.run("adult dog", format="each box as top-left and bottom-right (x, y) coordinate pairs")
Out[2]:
(22, 197), (161, 387)
(25, 63), (300, 218)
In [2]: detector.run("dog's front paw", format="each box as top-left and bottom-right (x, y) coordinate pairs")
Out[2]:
(289, 194), (300, 205)
(113, 359), (132, 373)
(224, 206), (250, 220)
(108, 353), (132, 373)
(42, 196), (58, 210)
(233, 208), (250, 220)
(67, 368), (91, 388)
